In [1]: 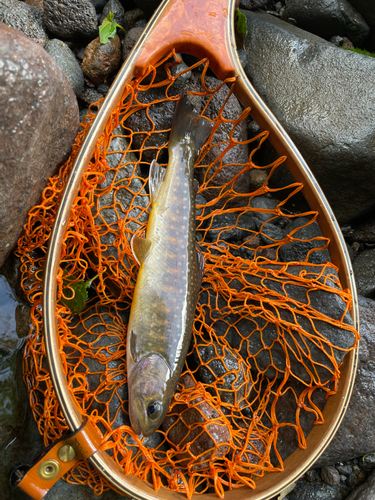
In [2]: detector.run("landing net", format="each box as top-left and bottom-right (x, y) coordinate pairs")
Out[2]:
(17, 53), (358, 498)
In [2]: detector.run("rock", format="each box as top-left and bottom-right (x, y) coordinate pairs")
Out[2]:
(205, 210), (256, 242)
(345, 469), (375, 499)
(91, 127), (149, 297)
(43, 0), (98, 41)
(123, 8), (145, 31)
(44, 38), (84, 95)
(193, 74), (250, 206)
(0, 23), (79, 266)
(349, 0), (375, 51)
(78, 84), (106, 105)
(363, 454), (375, 468)
(242, 10), (375, 223)
(88, 0), (107, 10)
(0, 0), (48, 46)
(132, 0), (160, 17)
(351, 216), (375, 243)
(99, 0), (125, 29)
(25, 0), (44, 12)
(239, 0), (269, 9)
(336, 464), (353, 476)
(191, 340), (249, 407)
(321, 465), (341, 486)
(82, 34), (121, 84)
(285, 0), (370, 46)
(161, 384), (231, 471)
(317, 296), (375, 466)
(286, 479), (350, 500)
(353, 248), (375, 297)
(121, 26), (143, 61)
(279, 216), (331, 264)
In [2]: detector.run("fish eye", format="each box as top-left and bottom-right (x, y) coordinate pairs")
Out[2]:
(147, 402), (162, 420)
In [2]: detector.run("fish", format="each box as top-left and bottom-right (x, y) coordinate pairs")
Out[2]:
(126, 93), (213, 437)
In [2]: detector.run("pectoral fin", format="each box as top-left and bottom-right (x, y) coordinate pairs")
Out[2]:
(131, 234), (151, 265)
(149, 159), (166, 203)
(129, 330), (139, 362)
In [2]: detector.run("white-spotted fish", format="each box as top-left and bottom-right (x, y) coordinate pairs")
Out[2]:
(126, 93), (213, 437)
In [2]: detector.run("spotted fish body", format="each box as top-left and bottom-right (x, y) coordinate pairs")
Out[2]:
(126, 94), (212, 437)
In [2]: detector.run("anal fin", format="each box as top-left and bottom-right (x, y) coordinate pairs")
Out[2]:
(131, 234), (151, 265)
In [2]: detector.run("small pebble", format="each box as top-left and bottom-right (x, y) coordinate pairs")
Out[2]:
(320, 465), (340, 486)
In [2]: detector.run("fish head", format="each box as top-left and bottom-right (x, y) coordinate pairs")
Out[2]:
(128, 353), (172, 437)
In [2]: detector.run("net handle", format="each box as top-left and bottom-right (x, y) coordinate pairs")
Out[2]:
(42, 0), (359, 498)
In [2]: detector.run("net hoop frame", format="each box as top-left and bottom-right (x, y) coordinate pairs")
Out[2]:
(41, 0), (359, 498)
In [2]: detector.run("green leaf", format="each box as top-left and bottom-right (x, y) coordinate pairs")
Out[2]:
(60, 274), (98, 314)
(236, 8), (248, 38)
(99, 11), (126, 44)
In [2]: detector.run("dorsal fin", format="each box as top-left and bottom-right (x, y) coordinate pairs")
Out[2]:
(131, 234), (151, 265)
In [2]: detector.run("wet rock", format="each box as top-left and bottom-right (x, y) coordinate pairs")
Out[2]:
(336, 464), (353, 476)
(286, 479), (350, 500)
(317, 296), (375, 465)
(82, 34), (121, 84)
(239, 0), (269, 9)
(44, 38), (84, 95)
(25, 0), (44, 12)
(43, 0), (98, 41)
(345, 468), (375, 499)
(256, 219), (285, 245)
(321, 465), (341, 486)
(242, 10), (375, 223)
(205, 210), (256, 242)
(249, 168), (268, 191)
(88, 0), (107, 10)
(349, 0), (375, 51)
(279, 217), (331, 264)
(363, 454), (375, 468)
(191, 341), (249, 407)
(121, 26), (143, 62)
(0, 0), (48, 45)
(91, 127), (149, 295)
(194, 75), (250, 206)
(133, 0), (160, 17)
(78, 84), (106, 105)
(161, 385), (231, 471)
(250, 195), (280, 223)
(353, 248), (375, 297)
(123, 8), (145, 31)
(351, 216), (375, 243)
(0, 24), (79, 266)
(285, 0), (369, 45)
(99, 0), (125, 29)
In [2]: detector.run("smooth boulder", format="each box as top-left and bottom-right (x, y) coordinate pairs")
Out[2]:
(0, 23), (79, 266)
(317, 295), (375, 466)
(242, 11), (375, 223)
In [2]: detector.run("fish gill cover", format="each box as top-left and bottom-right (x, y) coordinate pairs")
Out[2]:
(17, 53), (358, 498)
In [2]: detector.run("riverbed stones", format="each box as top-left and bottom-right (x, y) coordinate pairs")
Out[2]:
(349, 0), (375, 51)
(285, 0), (370, 46)
(344, 468), (375, 500)
(82, 34), (121, 84)
(0, 0), (48, 45)
(0, 23), (79, 266)
(44, 38), (84, 95)
(242, 10), (375, 223)
(43, 0), (98, 41)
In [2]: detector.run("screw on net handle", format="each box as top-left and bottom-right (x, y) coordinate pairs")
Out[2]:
(40, 0), (359, 499)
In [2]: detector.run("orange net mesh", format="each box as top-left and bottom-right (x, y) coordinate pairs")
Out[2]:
(17, 53), (358, 498)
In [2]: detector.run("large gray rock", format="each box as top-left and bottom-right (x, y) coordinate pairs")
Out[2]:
(0, 23), (79, 266)
(0, 0), (48, 45)
(285, 0), (370, 46)
(43, 0), (98, 41)
(316, 295), (375, 466)
(242, 11), (375, 223)
(349, 0), (375, 51)
(353, 248), (375, 297)
(345, 468), (375, 500)
(44, 38), (84, 95)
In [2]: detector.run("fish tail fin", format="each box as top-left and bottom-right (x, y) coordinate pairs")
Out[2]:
(169, 93), (213, 152)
